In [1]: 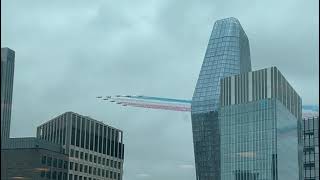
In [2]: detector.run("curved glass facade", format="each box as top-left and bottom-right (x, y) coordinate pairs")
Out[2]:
(191, 17), (251, 180)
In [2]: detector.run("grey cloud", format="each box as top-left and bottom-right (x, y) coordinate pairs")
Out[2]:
(1, 0), (318, 179)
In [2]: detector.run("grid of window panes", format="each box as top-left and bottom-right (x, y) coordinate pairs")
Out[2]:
(37, 112), (124, 180)
(302, 117), (319, 180)
(40, 154), (68, 180)
(191, 17), (251, 180)
(220, 99), (277, 180)
(192, 17), (251, 113)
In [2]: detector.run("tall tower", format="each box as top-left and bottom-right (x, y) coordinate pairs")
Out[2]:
(219, 67), (301, 180)
(1, 47), (15, 146)
(191, 17), (251, 180)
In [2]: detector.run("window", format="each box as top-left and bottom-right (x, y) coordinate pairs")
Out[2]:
(40, 170), (45, 177)
(80, 152), (84, 159)
(84, 165), (88, 173)
(53, 158), (57, 167)
(74, 175), (78, 180)
(107, 159), (109, 166)
(102, 169), (105, 177)
(63, 161), (68, 169)
(93, 167), (96, 175)
(89, 154), (93, 162)
(89, 166), (92, 174)
(79, 176), (83, 180)
(85, 153), (88, 161)
(80, 164), (83, 172)
(47, 157), (52, 166)
(118, 173), (121, 180)
(46, 170), (51, 179)
(41, 156), (47, 164)
(70, 162), (74, 170)
(70, 149), (74, 157)
(69, 174), (73, 180)
(63, 173), (67, 180)
(75, 163), (78, 171)
(102, 158), (105, 165)
(98, 168), (101, 176)
(98, 157), (101, 164)
(118, 162), (121, 169)
(58, 172), (62, 180)
(94, 155), (97, 163)
(106, 170), (109, 178)
(75, 150), (79, 158)
(52, 171), (57, 180)
(58, 159), (63, 168)
(110, 160), (113, 167)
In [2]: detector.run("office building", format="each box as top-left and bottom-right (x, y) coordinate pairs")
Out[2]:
(300, 116), (319, 180)
(219, 67), (302, 180)
(37, 111), (124, 180)
(191, 17), (251, 180)
(1, 47), (15, 146)
(1, 137), (69, 180)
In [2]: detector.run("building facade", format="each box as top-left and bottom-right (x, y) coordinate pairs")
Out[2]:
(1, 47), (15, 146)
(219, 67), (302, 180)
(37, 112), (124, 180)
(191, 17), (251, 180)
(1, 137), (69, 180)
(300, 116), (319, 180)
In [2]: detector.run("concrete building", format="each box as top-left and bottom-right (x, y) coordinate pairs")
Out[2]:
(191, 17), (251, 180)
(219, 67), (302, 180)
(1, 47), (15, 146)
(37, 112), (124, 180)
(1, 137), (69, 180)
(300, 116), (319, 180)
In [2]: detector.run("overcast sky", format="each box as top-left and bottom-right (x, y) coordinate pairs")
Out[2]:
(1, 0), (319, 179)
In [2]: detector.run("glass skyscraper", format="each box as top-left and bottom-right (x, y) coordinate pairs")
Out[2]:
(300, 116), (319, 180)
(191, 17), (251, 180)
(219, 67), (302, 180)
(1, 47), (15, 146)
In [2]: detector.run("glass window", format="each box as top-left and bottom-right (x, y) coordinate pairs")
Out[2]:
(89, 154), (93, 162)
(70, 162), (74, 170)
(80, 152), (84, 159)
(41, 156), (46, 164)
(80, 164), (83, 172)
(75, 163), (78, 171)
(53, 158), (57, 167)
(46, 170), (51, 179)
(70, 149), (74, 157)
(40, 170), (45, 177)
(52, 171), (57, 180)
(98, 157), (101, 164)
(94, 155), (97, 163)
(63, 161), (68, 169)
(58, 159), (63, 168)
(89, 166), (92, 174)
(102, 158), (105, 165)
(47, 157), (52, 166)
(85, 153), (88, 161)
(75, 150), (79, 158)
